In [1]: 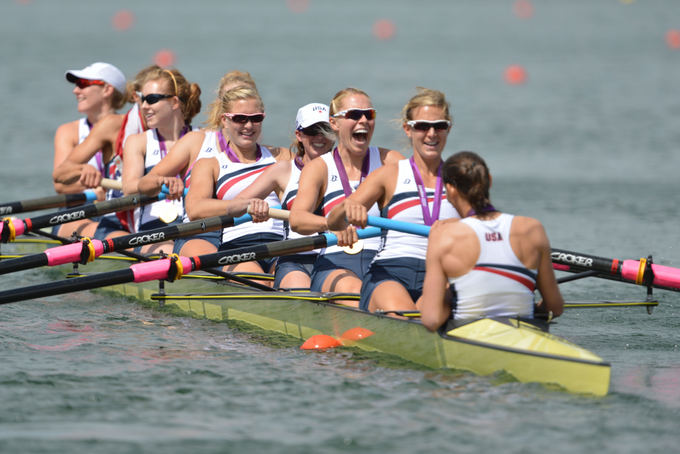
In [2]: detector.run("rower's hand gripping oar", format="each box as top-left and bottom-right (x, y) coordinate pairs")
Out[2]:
(0, 227), (381, 305)
(0, 213), (254, 275)
(0, 193), (162, 243)
(363, 216), (680, 292)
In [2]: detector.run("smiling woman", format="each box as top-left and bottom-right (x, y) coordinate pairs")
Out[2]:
(51, 62), (127, 237)
(120, 67), (201, 254)
(288, 87), (405, 300)
(182, 86), (288, 281)
(327, 87), (460, 313)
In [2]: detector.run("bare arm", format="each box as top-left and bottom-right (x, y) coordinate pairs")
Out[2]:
(138, 131), (204, 197)
(53, 114), (122, 187)
(184, 158), (242, 220)
(379, 147), (406, 165)
(420, 221), (454, 331)
(53, 120), (100, 195)
(121, 133), (147, 195)
(289, 158), (330, 235)
(327, 164), (392, 230)
(531, 222), (565, 317)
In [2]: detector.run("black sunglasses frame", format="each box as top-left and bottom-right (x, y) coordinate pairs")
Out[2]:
(140, 93), (174, 105)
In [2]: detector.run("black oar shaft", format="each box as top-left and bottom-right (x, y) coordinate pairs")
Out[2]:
(0, 254), (48, 274)
(0, 269), (134, 305)
(105, 214), (236, 252)
(0, 193), (92, 216)
(25, 194), (157, 233)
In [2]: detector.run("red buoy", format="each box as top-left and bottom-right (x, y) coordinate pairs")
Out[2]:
(300, 334), (342, 350)
(340, 327), (374, 342)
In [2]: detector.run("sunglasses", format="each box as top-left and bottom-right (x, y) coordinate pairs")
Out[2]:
(224, 112), (266, 124)
(299, 123), (328, 136)
(140, 93), (174, 105)
(406, 120), (452, 131)
(333, 108), (376, 121)
(75, 79), (105, 89)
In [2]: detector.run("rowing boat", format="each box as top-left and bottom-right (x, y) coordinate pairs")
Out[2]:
(2, 235), (611, 396)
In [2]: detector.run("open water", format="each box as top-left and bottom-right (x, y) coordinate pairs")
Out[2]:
(1, 0), (679, 452)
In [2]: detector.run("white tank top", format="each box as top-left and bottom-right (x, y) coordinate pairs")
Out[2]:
(136, 128), (189, 228)
(78, 118), (104, 175)
(448, 214), (536, 320)
(280, 160), (318, 254)
(317, 146), (382, 255)
(375, 159), (459, 261)
(214, 145), (283, 244)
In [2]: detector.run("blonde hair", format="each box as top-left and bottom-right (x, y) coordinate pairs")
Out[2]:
(329, 87), (371, 116)
(138, 66), (202, 124)
(205, 71), (258, 128)
(205, 86), (264, 130)
(400, 87), (452, 124)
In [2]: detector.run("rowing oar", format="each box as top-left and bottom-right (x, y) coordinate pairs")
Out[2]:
(0, 178), (123, 217)
(0, 191), (99, 217)
(0, 193), (160, 243)
(551, 249), (680, 292)
(0, 227), (381, 305)
(362, 216), (680, 292)
(0, 213), (255, 275)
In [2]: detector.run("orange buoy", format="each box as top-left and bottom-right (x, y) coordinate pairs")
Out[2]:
(339, 327), (374, 342)
(372, 19), (396, 41)
(153, 49), (176, 68)
(300, 334), (342, 350)
(666, 29), (680, 49)
(504, 65), (528, 85)
(112, 10), (135, 31)
(286, 0), (309, 13)
(513, 0), (534, 19)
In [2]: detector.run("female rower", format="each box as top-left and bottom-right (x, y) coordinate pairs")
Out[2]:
(137, 70), (290, 256)
(52, 62), (127, 237)
(52, 65), (156, 239)
(121, 67), (201, 254)
(289, 87), (404, 298)
(183, 86), (285, 278)
(238, 103), (335, 289)
(420, 151), (564, 331)
(327, 88), (459, 313)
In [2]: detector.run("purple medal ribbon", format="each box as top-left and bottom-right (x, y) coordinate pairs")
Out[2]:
(157, 125), (190, 159)
(466, 204), (497, 217)
(217, 129), (261, 163)
(332, 147), (370, 197)
(408, 156), (443, 226)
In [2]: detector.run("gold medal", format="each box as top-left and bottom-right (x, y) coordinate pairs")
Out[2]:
(342, 239), (364, 255)
(158, 201), (178, 224)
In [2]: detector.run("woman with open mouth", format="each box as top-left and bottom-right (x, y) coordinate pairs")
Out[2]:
(289, 87), (404, 302)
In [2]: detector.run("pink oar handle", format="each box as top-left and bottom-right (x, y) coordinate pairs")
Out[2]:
(621, 260), (680, 290)
(0, 218), (26, 239)
(44, 240), (105, 266)
(129, 256), (194, 283)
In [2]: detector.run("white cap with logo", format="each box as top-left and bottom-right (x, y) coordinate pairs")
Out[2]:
(65, 62), (127, 93)
(295, 103), (330, 130)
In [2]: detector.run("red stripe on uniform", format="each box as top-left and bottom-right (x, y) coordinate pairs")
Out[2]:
(474, 266), (536, 291)
(323, 197), (345, 215)
(387, 196), (436, 219)
(216, 168), (267, 200)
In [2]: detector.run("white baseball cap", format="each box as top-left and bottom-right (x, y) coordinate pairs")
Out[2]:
(295, 103), (330, 130)
(65, 62), (127, 93)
